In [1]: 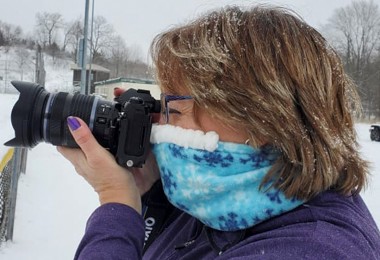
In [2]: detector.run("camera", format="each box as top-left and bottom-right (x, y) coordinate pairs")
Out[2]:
(4, 81), (161, 167)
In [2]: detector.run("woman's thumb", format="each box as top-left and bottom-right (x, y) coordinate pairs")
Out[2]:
(67, 117), (99, 156)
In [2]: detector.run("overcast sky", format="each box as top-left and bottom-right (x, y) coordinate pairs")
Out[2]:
(0, 0), (377, 59)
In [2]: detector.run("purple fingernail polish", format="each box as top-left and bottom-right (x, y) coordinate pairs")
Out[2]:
(67, 117), (81, 131)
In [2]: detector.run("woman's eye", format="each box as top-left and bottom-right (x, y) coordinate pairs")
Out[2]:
(168, 108), (181, 114)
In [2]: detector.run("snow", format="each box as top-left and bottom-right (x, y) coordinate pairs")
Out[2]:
(0, 94), (18, 160)
(151, 124), (219, 151)
(0, 46), (73, 94)
(0, 47), (379, 259)
(356, 123), (380, 223)
(0, 140), (98, 260)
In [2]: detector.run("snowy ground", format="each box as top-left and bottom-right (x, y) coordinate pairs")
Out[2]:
(0, 93), (99, 260)
(356, 123), (380, 224)
(0, 92), (379, 259)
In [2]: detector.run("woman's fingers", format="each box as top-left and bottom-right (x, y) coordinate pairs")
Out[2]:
(66, 117), (112, 166)
(57, 116), (142, 212)
(67, 117), (98, 154)
(57, 146), (83, 165)
(57, 146), (87, 176)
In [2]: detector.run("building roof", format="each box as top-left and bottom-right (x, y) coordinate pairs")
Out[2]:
(95, 77), (156, 86)
(70, 63), (110, 73)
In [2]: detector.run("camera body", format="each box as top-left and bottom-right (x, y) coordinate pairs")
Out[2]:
(111, 88), (161, 167)
(5, 81), (161, 168)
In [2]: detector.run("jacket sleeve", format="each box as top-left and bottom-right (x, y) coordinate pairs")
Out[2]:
(74, 203), (145, 260)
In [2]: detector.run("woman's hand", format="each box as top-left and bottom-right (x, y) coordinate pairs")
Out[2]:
(130, 151), (161, 195)
(57, 117), (142, 213)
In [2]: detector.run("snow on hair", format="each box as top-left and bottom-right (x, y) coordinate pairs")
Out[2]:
(150, 5), (369, 200)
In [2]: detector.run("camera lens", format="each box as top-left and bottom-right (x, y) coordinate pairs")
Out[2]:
(5, 81), (111, 148)
(5, 81), (161, 167)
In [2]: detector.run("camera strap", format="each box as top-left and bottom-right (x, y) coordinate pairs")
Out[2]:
(142, 180), (176, 254)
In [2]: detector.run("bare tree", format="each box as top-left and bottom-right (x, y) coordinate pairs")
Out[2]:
(327, 0), (380, 76)
(90, 16), (114, 63)
(108, 35), (129, 77)
(0, 29), (4, 46)
(127, 44), (144, 62)
(35, 12), (63, 48)
(66, 18), (84, 61)
(326, 0), (380, 119)
(14, 47), (31, 80)
(62, 22), (75, 52)
(0, 21), (22, 46)
(105, 35), (150, 78)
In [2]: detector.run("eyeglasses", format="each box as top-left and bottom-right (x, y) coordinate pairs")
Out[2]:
(160, 93), (193, 124)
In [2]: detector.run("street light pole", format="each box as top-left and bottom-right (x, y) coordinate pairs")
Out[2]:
(87, 0), (95, 94)
(80, 0), (90, 94)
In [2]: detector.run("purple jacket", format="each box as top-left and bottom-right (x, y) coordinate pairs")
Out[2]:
(74, 190), (380, 259)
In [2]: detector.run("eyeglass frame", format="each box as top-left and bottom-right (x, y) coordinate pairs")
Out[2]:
(160, 93), (193, 124)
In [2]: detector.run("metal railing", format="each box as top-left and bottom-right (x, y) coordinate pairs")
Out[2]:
(0, 147), (28, 243)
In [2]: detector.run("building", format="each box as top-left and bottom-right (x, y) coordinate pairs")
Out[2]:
(71, 63), (110, 94)
(94, 77), (160, 101)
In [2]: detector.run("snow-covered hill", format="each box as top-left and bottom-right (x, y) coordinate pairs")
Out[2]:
(0, 46), (74, 94)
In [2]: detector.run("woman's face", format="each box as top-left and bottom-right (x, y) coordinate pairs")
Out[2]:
(159, 97), (248, 144)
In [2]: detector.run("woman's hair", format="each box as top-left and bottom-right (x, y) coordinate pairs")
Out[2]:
(150, 5), (369, 200)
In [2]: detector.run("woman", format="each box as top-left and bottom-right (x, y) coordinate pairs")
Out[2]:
(58, 5), (380, 259)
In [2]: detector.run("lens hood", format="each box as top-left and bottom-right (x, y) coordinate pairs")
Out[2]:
(5, 81), (48, 147)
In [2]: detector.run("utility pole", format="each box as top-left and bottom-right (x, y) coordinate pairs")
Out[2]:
(35, 45), (46, 86)
(4, 51), (8, 93)
(80, 0), (90, 94)
(87, 0), (95, 94)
